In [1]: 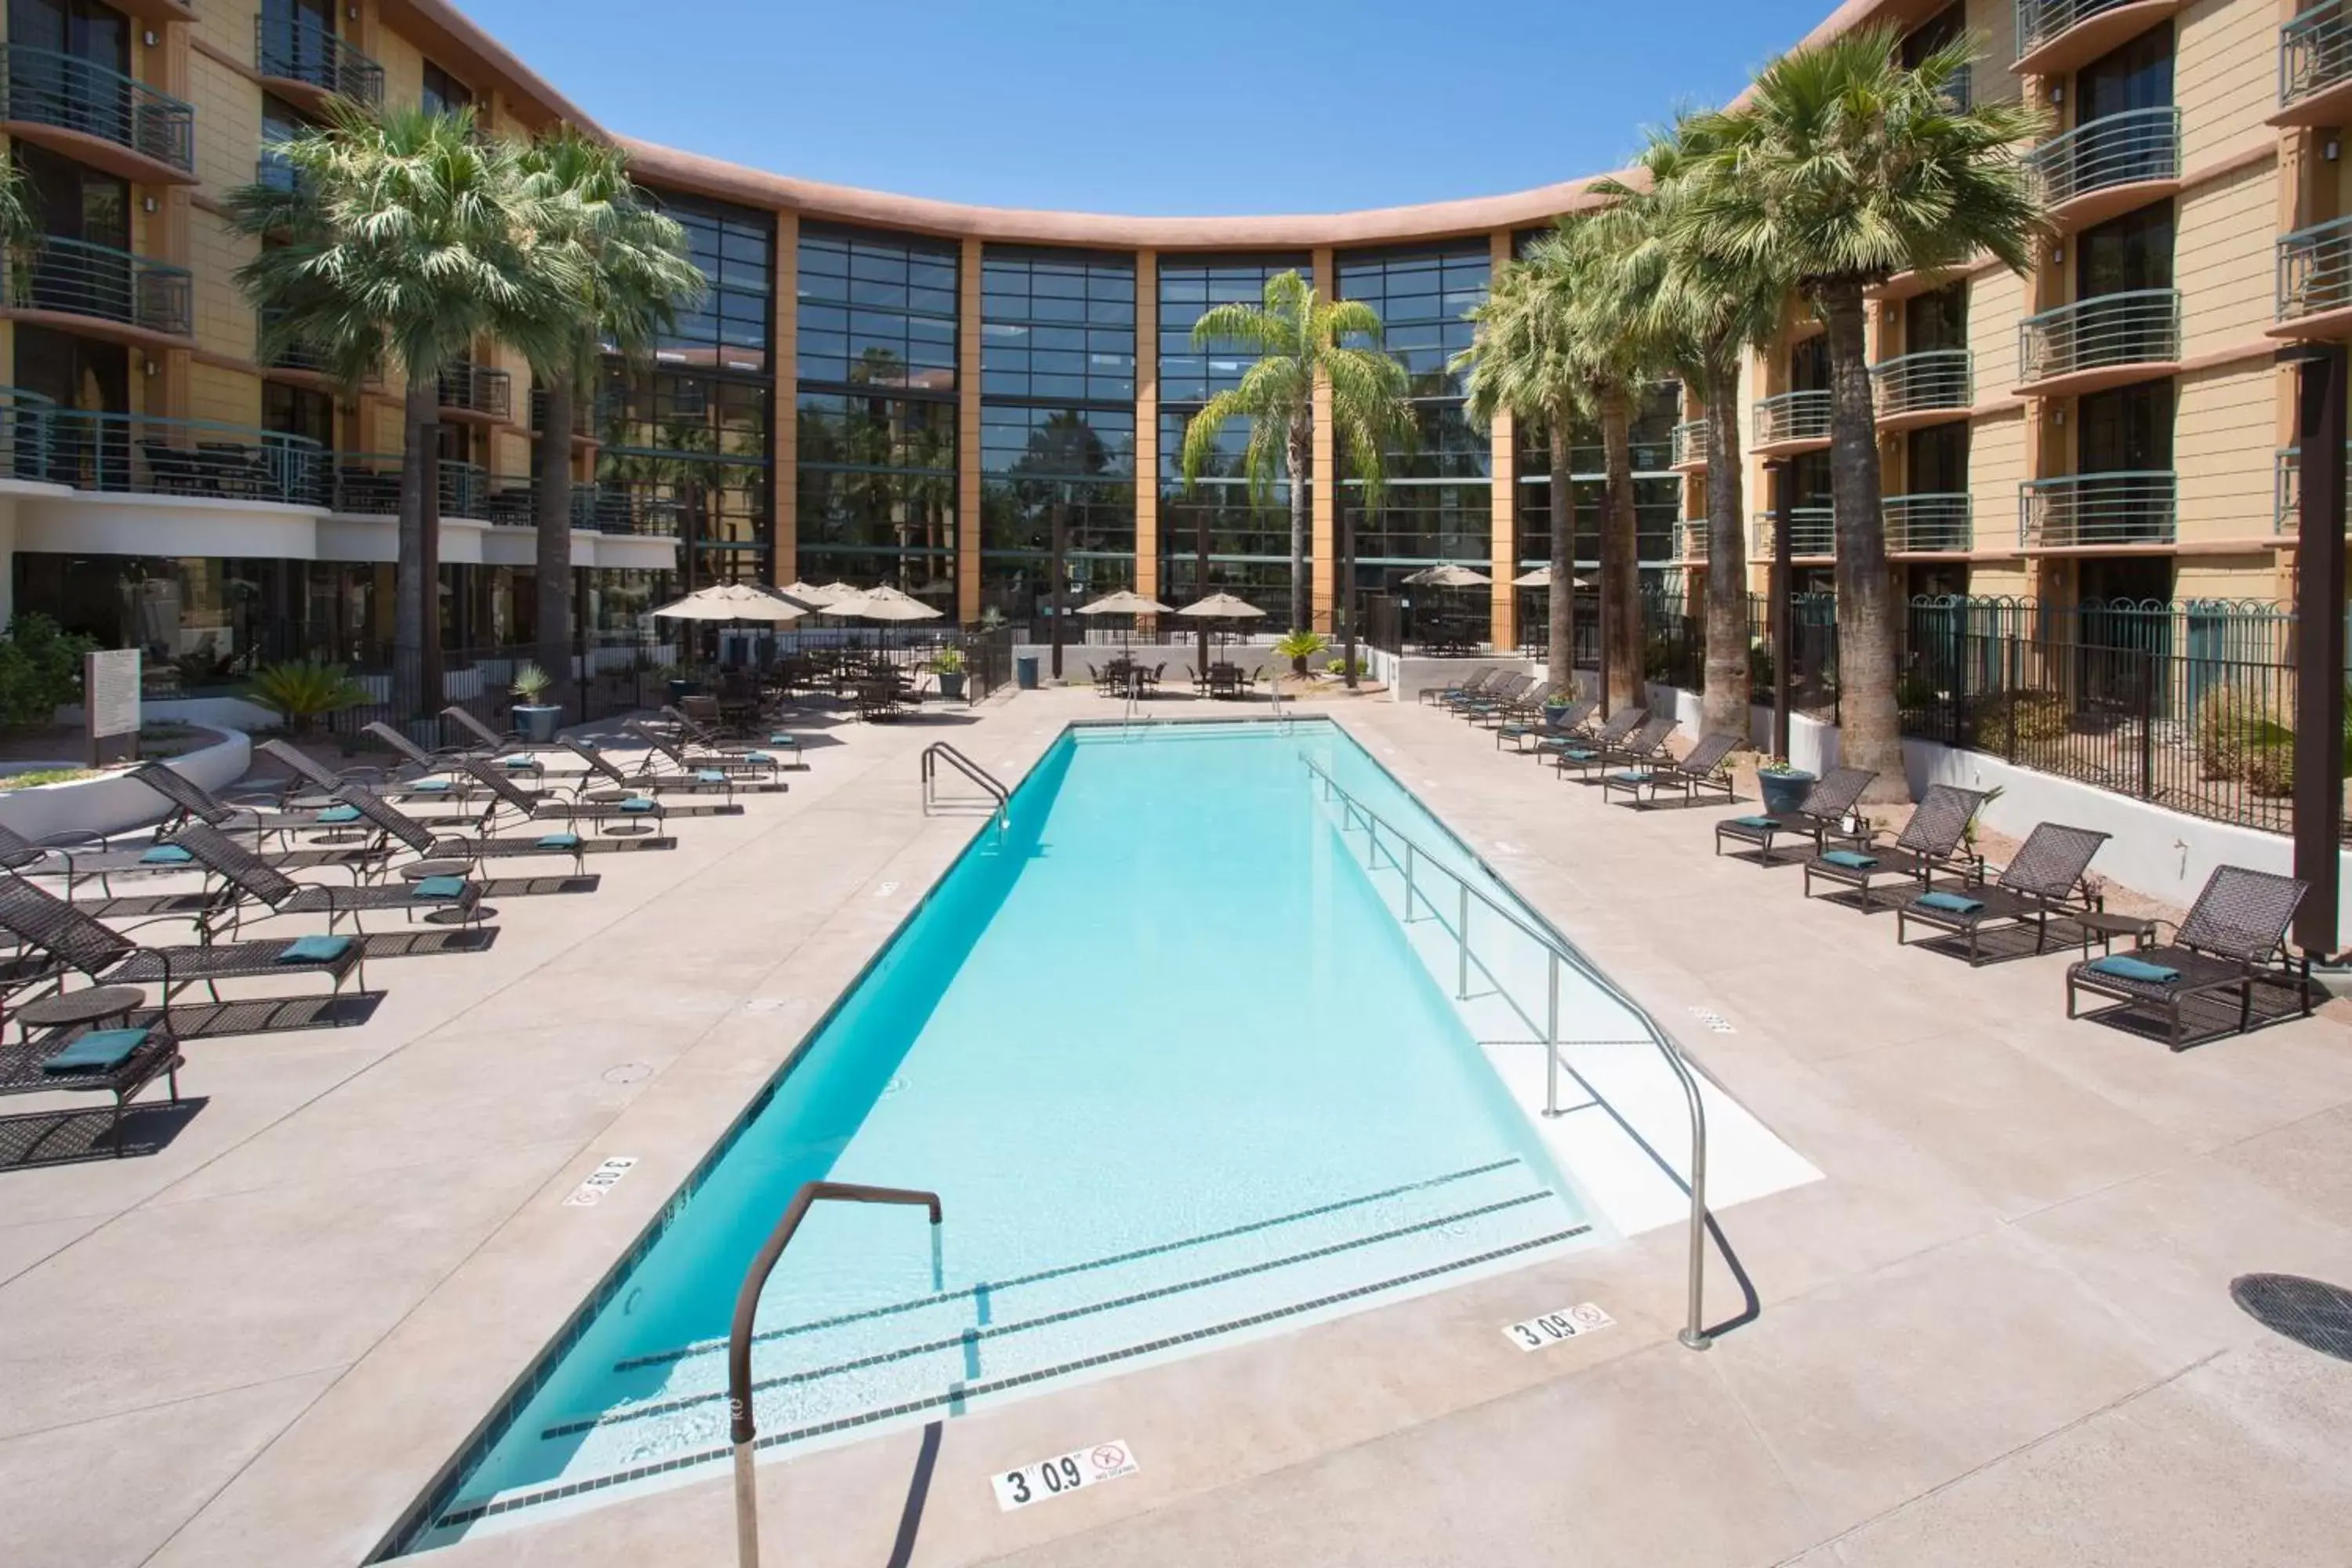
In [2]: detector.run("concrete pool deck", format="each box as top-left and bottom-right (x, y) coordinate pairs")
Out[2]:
(2, 686), (2349, 1566)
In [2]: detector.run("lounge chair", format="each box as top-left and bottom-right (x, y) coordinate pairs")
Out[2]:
(255, 738), (463, 811)
(441, 705), (544, 760)
(1601, 731), (1741, 808)
(0, 820), (350, 898)
(169, 823), (486, 936)
(1438, 670), (1513, 713)
(660, 705), (805, 770)
(627, 720), (786, 789)
(1561, 714), (1677, 783)
(361, 721), (487, 794)
(1893, 821), (2111, 964)
(0, 870), (368, 1010)
(1420, 665), (1495, 706)
(0, 1004), (183, 1155)
(1457, 673), (1536, 724)
(328, 784), (594, 875)
(1800, 783), (1987, 910)
(1712, 766), (1878, 865)
(563, 739), (734, 805)
(2065, 865), (2313, 1051)
(1497, 698), (1596, 753)
(129, 761), (362, 846)
(1546, 707), (1648, 777)
(458, 757), (682, 833)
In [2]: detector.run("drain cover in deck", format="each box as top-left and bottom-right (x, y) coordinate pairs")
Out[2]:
(2229, 1273), (2352, 1363)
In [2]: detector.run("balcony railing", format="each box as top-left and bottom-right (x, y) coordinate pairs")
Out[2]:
(18, 407), (328, 503)
(2274, 444), (2352, 531)
(529, 384), (601, 437)
(256, 150), (299, 194)
(437, 361), (511, 419)
(1675, 517), (1708, 564)
(1871, 348), (1973, 421)
(254, 14), (383, 107)
(0, 387), (55, 482)
(1884, 493), (1973, 553)
(2025, 105), (2179, 211)
(0, 44), (194, 174)
(474, 476), (652, 533)
(332, 454), (486, 518)
(2277, 214), (2352, 325)
(2016, 0), (2142, 64)
(1753, 390), (1832, 448)
(3, 235), (191, 337)
(2019, 471), (2178, 547)
(2017, 289), (2179, 386)
(1670, 419), (1708, 467)
(2281, 3), (2352, 114)
(1755, 506), (1835, 558)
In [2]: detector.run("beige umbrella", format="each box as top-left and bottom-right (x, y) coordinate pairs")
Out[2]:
(774, 579), (836, 610)
(830, 583), (944, 622)
(1402, 563), (1492, 587)
(651, 583), (808, 622)
(1513, 566), (1595, 590)
(1077, 590), (1175, 616)
(1174, 592), (1267, 619)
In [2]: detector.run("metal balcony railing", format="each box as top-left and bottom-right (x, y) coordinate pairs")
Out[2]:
(1753, 389), (1832, 448)
(1675, 518), (1709, 564)
(1755, 506), (1835, 558)
(2016, 0), (2142, 64)
(0, 44), (194, 173)
(4, 234), (191, 337)
(0, 386), (55, 483)
(1884, 493), (1973, 553)
(332, 454), (486, 518)
(2274, 444), (2352, 531)
(2017, 289), (2180, 385)
(256, 150), (299, 194)
(256, 307), (325, 376)
(2276, 214), (2352, 325)
(1871, 348), (1973, 420)
(1670, 419), (1708, 467)
(437, 361), (512, 419)
(255, 14), (384, 106)
(529, 384), (600, 436)
(2019, 470), (2178, 547)
(2026, 105), (2180, 210)
(2281, 3), (2352, 114)
(23, 408), (328, 503)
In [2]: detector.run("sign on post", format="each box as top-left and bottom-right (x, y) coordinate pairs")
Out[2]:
(84, 648), (140, 767)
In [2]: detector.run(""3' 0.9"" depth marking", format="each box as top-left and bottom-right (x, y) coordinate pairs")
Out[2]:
(991, 1439), (1139, 1511)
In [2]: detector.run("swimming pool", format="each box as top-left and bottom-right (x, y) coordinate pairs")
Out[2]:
(397, 719), (1640, 1550)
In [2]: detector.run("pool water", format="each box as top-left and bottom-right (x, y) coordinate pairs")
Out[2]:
(406, 720), (1600, 1548)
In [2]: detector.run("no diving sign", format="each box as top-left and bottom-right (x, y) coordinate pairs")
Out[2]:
(992, 1439), (1138, 1511)
(562, 1156), (637, 1207)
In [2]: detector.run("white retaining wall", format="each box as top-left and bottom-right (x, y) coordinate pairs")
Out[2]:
(0, 728), (250, 841)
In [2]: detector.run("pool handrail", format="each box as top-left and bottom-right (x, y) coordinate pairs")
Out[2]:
(729, 1179), (943, 1568)
(1300, 752), (1744, 1352)
(920, 740), (1007, 831)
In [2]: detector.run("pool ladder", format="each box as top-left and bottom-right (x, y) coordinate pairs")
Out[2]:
(921, 741), (1008, 832)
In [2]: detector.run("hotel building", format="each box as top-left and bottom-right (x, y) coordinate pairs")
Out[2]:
(0, 0), (2339, 665)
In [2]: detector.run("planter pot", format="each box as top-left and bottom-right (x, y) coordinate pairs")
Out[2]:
(666, 678), (700, 702)
(513, 704), (562, 743)
(1758, 768), (1815, 816)
(936, 672), (967, 702)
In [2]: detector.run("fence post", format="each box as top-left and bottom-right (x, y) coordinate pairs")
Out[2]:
(2138, 646), (2156, 800)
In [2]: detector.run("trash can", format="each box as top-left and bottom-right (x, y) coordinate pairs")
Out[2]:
(1015, 652), (1040, 691)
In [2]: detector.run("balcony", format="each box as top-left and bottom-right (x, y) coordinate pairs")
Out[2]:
(254, 14), (383, 111)
(17, 407), (328, 504)
(530, 385), (601, 445)
(332, 454), (487, 519)
(2273, 4), (2352, 127)
(2014, 1), (2187, 79)
(1871, 349), (1973, 430)
(0, 44), (195, 184)
(1669, 419), (1709, 470)
(2025, 106), (2180, 230)
(2272, 215), (2352, 341)
(2019, 471), (2177, 549)
(2015, 289), (2180, 397)
(2274, 444), (2352, 532)
(2, 235), (191, 345)
(1755, 506), (1835, 560)
(437, 362), (512, 422)
(1675, 517), (1708, 564)
(1884, 493), (1974, 554)
(1752, 390), (1832, 456)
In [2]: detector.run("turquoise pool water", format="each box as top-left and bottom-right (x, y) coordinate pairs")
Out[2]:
(405, 719), (1592, 1548)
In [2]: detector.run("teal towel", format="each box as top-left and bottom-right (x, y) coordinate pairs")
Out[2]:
(2089, 953), (2181, 984)
(745, 752), (774, 764)
(1821, 849), (1878, 870)
(140, 844), (193, 865)
(412, 875), (466, 899)
(1730, 815), (1779, 831)
(316, 804), (360, 824)
(768, 734), (798, 747)
(1561, 749), (1595, 761)
(1611, 771), (1652, 785)
(503, 755), (537, 769)
(695, 769), (729, 784)
(277, 934), (352, 964)
(42, 1027), (150, 1074)
(619, 797), (657, 814)
(1916, 891), (1984, 916)
(411, 779), (452, 793)
(536, 832), (581, 850)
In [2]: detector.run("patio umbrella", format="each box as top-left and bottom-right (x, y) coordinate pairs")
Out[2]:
(1512, 566), (1595, 589)
(1175, 590), (1267, 670)
(1401, 563), (1492, 587)
(829, 584), (943, 622)
(1077, 589), (1175, 653)
(650, 583), (809, 622)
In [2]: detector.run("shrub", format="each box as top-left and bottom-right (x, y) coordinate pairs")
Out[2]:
(245, 659), (367, 737)
(0, 614), (96, 728)
(2245, 742), (2295, 798)
(1973, 689), (2070, 750)
(2195, 684), (2290, 781)
(931, 647), (966, 674)
(1273, 630), (1329, 673)
(510, 662), (552, 703)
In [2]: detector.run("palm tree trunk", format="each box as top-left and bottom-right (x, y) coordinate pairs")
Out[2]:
(394, 376), (437, 719)
(1820, 283), (1904, 804)
(1287, 423), (1312, 633)
(1599, 383), (1642, 713)
(535, 363), (576, 713)
(1546, 405), (1575, 694)
(1701, 351), (1751, 739)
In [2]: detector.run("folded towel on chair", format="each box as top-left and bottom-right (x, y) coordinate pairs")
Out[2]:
(276, 934), (353, 964)
(1915, 891), (1985, 916)
(42, 1027), (151, 1074)
(412, 876), (467, 899)
(2087, 953), (2181, 984)
(140, 844), (193, 865)
(1820, 849), (1878, 870)
(1729, 815), (1779, 831)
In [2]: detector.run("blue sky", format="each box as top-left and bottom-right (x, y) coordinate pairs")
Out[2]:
(454, 0), (1831, 214)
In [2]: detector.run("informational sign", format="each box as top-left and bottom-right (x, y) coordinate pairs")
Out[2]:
(561, 1155), (637, 1207)
(84, 648), (140, 765)
(1501, 1301), (1615, 1352)
(991, 1439), (1139, 1512)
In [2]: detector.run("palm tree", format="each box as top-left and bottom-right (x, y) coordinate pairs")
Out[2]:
(1681, 27), (2043, 797)
(1455, 257), (1589, 693)
(511, 130), (703, 708)
(1177, 270), (1411, 634)
(228, 103), (576, 714)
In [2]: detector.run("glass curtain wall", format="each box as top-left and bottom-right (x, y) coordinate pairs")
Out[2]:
(1516, 382), (1683, 579)
(977, 246), (1136, 626)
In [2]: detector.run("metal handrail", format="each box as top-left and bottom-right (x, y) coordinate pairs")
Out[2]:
(0, 43), (195, 172)
(1870, 347), (1973, 420)
(1753, 506), (1835, 559)
(728, 1180), (942, 1568)
(2019, 469), (2180, 547)
(2018, 287), (2180, 385)
(1884, 492), (1974, 553)
(2277, 212), (2352, 324)
(2016, 0), (2139, 63)
(1671, 419), (1709, 468)
(2026, 105), (2180, 210)
(2281, 2), (2352, 111)
(921, 741), (1007, 829)
(1300, 753), (1732, 1350)
(254, 13), (385, 105)
(2273, 443), (2352, 532)
(1752, 389), (1832, 448)
(1675, 517), (1709, 564)
(3, 234), (191, 336)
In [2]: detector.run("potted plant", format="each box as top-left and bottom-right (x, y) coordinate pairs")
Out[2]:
(510, 662), (562, 742)
(1274, 629), (1330, 677)
(931, 646), (968, 702)
(1755, 757), (1815, 816)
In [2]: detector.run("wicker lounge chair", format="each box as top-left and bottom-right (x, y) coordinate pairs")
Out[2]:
(1561, 714), (1677, 782)
(1420, 665), (1495, 706)
(169, 823), (485, 936)
(1457, 673), (1536, 724)
(254, 738), (466, 811)
(0, 1005), (183, 1155)
(1497, 698), (1596, 753)
(564, 739), (734, 805)
(1893, 821), (2111, 964)
(662, 705), (805, 770)
(628, 720), (786, 789)
(2064, 865), (2312, 1050)
(129, 761), (360, 846)
(1547, 708), (1649, 778)
(0, 871), (368, 1009)
(360, 722), (487, 793)
(458, 757), (681, 833)
(328, 784), (594, 875)
(441, 705), (542, 758)
(0, 819), (369, 898)
(1442, 670), (1520, 715)
(1712, 766), (1877, 865)
(1800, 783), (1988, 910)
(1600, 731), (1741, 808)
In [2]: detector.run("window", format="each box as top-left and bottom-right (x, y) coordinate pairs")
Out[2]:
(1900, 4), (1965, 67)
(1905, 284), (1966, 354)
(421, 60), (473, 117)
(1790, 335), (1831, 394)
(263, 380), (334, 452)
(7, 0), (129, 71)
(1517, 383), (1683, 570)
(797, 224), (956, 391)
(2077, 24), (2172, 122)
(980, 247), (1134, 402)
(259, 95), (312, 190)
(2078, 379), (2172, 473)
(1907, 422), (1968, 492)
(2078, 202), (2174, 296)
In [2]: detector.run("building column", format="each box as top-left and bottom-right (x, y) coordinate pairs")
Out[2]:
(772, 210), (798, 588)
(957, 236), (983, 624)
(1311, 247), (1336, 633)
(1486, 231), (1515, 649)
(1134, 249), (1158, 604)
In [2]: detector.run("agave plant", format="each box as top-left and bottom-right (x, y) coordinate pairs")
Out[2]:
(510, 661), (554, 704)
(246, 659), (367, 737)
